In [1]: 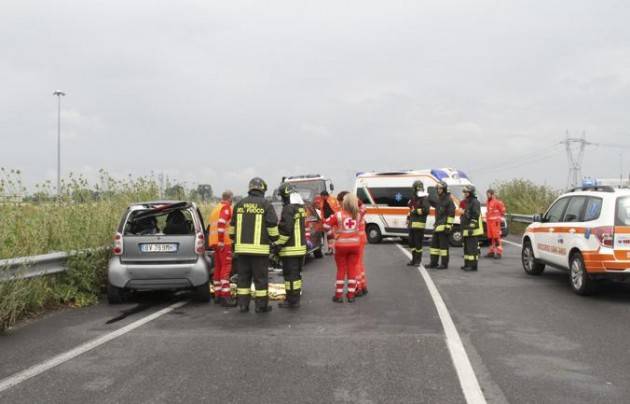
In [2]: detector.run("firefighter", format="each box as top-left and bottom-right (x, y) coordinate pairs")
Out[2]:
(460, 185), (483, 271)
(406, 181), (431, 267)
(229, 177), (279, 313)
(427, 181), (455, 269)
(324, 193), (363, 303)
(485, 189), (506, 259)
(208, 190), (237, 307)
(275, 183), (307, 309)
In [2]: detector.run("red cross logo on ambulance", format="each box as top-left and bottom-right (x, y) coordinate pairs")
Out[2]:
(343, 218), (357, 229)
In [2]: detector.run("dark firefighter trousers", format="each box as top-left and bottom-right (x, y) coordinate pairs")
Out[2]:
(429, 231), (450, 266)
(408, 228), (425, 261)
(236, 255), (269, 310)
(463, 235), (480, 267)
(282, 257), (303, 305)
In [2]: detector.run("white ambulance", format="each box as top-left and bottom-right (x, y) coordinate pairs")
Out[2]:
(354, 168), (504, 245)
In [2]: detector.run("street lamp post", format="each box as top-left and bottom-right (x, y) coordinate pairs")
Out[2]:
(53, 90), (66, 196)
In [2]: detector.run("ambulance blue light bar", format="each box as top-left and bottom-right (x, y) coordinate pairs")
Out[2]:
(456, 170), (470, 180)
(430, 169), (449, 180)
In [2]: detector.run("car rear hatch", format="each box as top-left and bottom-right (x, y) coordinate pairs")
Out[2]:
(120, 202), (199, 265)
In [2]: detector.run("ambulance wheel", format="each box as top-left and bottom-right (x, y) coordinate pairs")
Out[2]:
(522, 240), (545, 275)
(366, 225), (382, 244)
(570, 252), (596, 296)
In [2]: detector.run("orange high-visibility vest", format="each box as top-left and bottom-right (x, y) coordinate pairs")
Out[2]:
(208, 202), (232, 247)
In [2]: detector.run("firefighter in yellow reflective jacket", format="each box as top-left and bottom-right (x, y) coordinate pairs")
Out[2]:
(274, 183), (307, 309)
(427, 181), (456, 269)
(406, 180), (431, 267)
(229, 177), (279, 313)
(460, 185), (484, 271)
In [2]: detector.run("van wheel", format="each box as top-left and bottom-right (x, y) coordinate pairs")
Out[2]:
(192, 282), (211, 303)
(107, 283), (128, 304)
(522, 240), (545, 275)
(570, 252), (595, 295)
(366, 225), (382, 244)
(449, 227), (463, 247)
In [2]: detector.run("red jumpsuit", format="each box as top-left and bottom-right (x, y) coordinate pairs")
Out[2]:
(356, 202), (368, 295)
(486, 197), (506, 257)
(209, 202), (233, 299)
(325, 211), (362, 300)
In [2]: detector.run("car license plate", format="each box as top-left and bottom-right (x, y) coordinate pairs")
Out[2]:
(140, 243), (178, 253)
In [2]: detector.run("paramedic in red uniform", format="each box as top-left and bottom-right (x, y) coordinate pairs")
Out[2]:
(485, 189), (506, 259)
(325, 194), (363, 303)
(336, 191), (368, 296)
(207, 191), (237, 307)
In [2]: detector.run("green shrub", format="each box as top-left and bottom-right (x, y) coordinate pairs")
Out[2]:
(492, 179), (561, 234)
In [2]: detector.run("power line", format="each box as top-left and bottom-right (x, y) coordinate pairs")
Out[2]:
(468, 142), (562, 174)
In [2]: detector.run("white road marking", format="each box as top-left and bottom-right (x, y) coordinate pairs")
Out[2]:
(396, 244), (486, 404)
(0, 300), (188, 393)
(502, 239), (522, 248)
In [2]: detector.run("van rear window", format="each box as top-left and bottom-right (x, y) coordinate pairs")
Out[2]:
(367, 187), (412, 207)
(616, 196), (630, 226)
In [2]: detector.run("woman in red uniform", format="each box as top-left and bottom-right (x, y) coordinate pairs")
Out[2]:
(325, 193), (363, 303)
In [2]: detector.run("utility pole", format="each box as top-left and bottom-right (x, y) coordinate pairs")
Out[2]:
(53, 90), (66, 196)
(562, 131), (596, 188)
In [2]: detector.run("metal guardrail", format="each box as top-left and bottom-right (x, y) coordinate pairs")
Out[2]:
(0, 248), (110, 282)
(0, 251), (72, 282)
(507, 213), (536, 224)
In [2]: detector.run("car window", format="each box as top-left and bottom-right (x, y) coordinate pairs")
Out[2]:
(584, 197), (603, 222)
(544, 197), (569, 223)
(616, 196), (630, 226)
(367, 187), (412, 207)
(356, 187), (371, 205)
(562, 196), (586, 222)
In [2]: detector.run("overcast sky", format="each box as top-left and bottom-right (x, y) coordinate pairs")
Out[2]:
(1, 0), (629, 195)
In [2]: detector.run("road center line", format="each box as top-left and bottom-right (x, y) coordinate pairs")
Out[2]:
(502, 239), (522, 248)
(396, 244), (486, 404)
(0, 300), (189, 393)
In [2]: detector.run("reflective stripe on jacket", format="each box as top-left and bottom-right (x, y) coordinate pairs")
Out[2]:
(229, 192), (279, 255)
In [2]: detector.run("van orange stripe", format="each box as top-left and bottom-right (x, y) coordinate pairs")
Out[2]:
(529, 227), (585, 234)
(615, 226), (630, 234)
(364, 206), (463, 217)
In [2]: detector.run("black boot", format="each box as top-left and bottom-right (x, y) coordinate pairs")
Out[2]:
(406, 251), (416, 266)
(239, 304), (249, 313)
(437, 256), (449, 270)
(426, 255), (439, 269)
(332, 296), (343, 303)
(279, 293), (300, 309)
(461, 260), (470, 270)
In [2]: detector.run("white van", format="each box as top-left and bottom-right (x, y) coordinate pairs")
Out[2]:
(354, 168), (506, 245)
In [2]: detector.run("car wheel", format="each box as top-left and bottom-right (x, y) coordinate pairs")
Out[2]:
(192, 281), (211, 303)
(570, 252), (595, 295)
(449, 227), (463, 247)
(522, 240), (545, 275)
(366, 225), (382, 244)
(313, 248), (324, 259)
(107, 283), (128, 304)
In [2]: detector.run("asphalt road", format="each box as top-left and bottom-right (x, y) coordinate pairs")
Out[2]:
(2, 239), (630, 403)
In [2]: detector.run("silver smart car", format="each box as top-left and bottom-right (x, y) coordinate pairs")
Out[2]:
(107, 201), (211, 304)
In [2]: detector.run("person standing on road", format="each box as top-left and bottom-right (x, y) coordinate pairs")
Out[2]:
(427, 181), (456, 270)
(461, 185), (483, 271)
(208, 190), (237, 307)
(485, 189), (506, 259)
(324, 194), (363, 303)
(320, 191), (339, 255)
(406, 181), (431, 267)
(336, 191), (369, 296)
(275, 183), (307, 309)
(229, 177), (279, 313)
